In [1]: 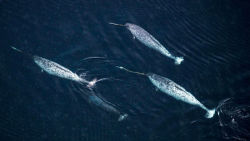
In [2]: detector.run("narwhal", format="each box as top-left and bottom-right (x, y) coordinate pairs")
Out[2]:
(88, 93), (128, 121)
(109, 22), (184, 65)
(10, 46), (104, 88)
(116, 66), (216, 118)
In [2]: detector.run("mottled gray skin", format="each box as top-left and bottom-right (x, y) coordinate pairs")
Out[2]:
(147, 73), (209, 111)
(88, 94), (128, 121)
(89, 95), (119, 113)
(125, 23), (174, 59)
(33, 56), (86, 83)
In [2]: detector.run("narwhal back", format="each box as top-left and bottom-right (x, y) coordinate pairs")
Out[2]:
(125, 23), (162, 49)
(33, 56), (81, 81)
(147, 73), (201, 105)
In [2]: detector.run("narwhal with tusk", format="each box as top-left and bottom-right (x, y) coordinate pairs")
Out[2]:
(10, 46), (103, 88)
(109, 22), (184, 65)
(116, 66), (216, 118)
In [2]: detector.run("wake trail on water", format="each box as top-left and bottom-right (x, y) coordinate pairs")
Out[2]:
(217, 98), (250, 140)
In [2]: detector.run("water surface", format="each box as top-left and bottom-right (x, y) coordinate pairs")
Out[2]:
(0, 0), (249, 141)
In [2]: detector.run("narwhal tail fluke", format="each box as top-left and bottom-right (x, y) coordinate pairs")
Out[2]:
(174, 57), (184, 65)
(109, 22), (126, 27)
(205, 108), (216, 119)
(118, 113), (128, 122)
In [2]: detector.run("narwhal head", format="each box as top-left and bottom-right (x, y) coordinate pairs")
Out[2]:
(146, 73), (155, 78)
(147, 73), (167, 85)
(125, 23), (135, 30)
(146, 73), (158, 82)
(125, 23), (132, 27)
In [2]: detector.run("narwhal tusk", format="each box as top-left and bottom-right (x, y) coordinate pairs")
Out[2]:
(115, 66), (146, 76)
(109, 22), (126, 27)
(10, 46), (23, 53)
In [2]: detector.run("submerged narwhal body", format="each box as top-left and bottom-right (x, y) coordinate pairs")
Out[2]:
(88, 94), (128, 121)
(117, 66), (215, 118)
(11, 46), (96, 87)
(110, 22), (184, 65)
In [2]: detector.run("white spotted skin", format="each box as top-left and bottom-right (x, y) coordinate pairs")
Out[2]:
(147, 73), (204, 107)
(125, 23), (174, 59)
(33, 56), (83, 82)
(148, 73), (216, 118)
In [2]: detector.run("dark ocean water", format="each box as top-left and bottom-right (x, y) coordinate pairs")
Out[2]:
(0, 0), (250, 141)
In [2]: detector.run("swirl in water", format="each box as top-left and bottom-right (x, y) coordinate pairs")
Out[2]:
(68, 59), (128, 122)
(217, 98), (250, 140)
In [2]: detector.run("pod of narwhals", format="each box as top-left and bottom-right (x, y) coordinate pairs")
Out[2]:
(10, 22), (217, 122)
